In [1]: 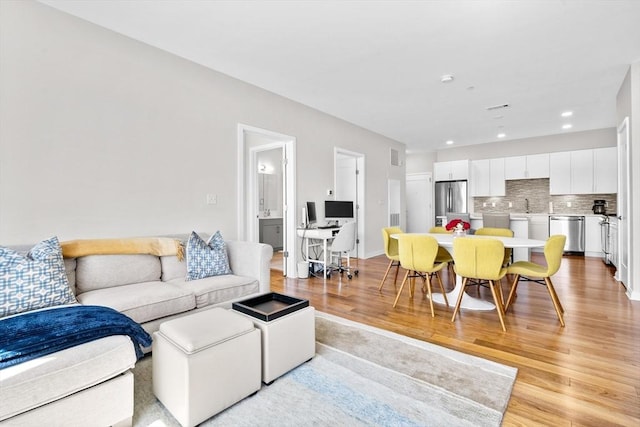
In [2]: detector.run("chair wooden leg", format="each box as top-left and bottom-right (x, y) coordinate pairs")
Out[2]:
(504, 274), (520, 312)
(544, 277), (565, 326)
(409, 274), (416, 298)
(451, 277), (468, 322)
(489, 280), (507, 332)
(496, 278), (505, 306)
(378, 259), (394, 291)
(436, 271), (449, 307)
(425, 274), (435, 317)
(393, 270), (411, 308)
(393, 263), (401, 285)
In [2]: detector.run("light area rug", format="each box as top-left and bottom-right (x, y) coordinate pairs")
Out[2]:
(132, 312), (517, 426)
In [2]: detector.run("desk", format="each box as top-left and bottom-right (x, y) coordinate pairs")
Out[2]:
(391, 233), (545, 311)
(297, 227), (341, 278)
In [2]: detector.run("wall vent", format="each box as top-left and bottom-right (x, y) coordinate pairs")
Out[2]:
(390, 148), (399, 166)
(389, 213), (400, 227)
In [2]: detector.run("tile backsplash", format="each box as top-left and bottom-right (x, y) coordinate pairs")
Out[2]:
(473, 179), (617, 215)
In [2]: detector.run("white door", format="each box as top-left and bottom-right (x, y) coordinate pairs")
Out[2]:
(406, 173), (433, 232)
(616, 118), (629, 287)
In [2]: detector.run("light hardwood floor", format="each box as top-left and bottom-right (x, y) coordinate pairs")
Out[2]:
(270, 252), (639, 426)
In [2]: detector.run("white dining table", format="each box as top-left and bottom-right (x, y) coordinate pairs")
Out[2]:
(391, 233), (546, 311)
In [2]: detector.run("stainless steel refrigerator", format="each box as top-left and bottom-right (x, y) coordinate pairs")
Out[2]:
(434, 180), (468, 220)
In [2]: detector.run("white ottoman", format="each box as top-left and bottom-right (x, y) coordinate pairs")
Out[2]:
(152, 308), (261, 427)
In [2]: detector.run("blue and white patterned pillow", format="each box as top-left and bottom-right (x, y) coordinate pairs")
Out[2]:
(0, 236), (77, 318)
(185, 231), (233, 281)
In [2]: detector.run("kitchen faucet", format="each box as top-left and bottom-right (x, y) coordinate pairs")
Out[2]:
(525, 198), (530, 214)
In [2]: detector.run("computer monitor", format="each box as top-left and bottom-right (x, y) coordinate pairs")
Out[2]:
(305, 201), (317, 227)
(324, 200), (354, 223)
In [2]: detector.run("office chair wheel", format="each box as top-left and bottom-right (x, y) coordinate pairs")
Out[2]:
(354, 270), (359, 276)
(347, 274), (353, 279)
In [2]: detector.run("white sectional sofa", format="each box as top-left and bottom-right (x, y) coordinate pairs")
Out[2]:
(0, 233), (273, 426)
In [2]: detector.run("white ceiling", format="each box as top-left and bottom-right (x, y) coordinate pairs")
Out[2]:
(39, 0), (640, 152)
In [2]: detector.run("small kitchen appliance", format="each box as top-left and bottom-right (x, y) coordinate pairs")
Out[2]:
(592, 200), (607, 215)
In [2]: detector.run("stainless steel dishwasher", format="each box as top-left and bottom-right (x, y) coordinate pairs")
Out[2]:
(549, 215), (585, 255)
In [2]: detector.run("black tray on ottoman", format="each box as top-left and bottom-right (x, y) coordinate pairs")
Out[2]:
(232, 293), (309, 322)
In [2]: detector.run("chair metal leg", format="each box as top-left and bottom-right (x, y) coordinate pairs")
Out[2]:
(393, 270), (411, 308)
(544, 277), (565, 326)
(489, 280), (507, 332)
(451, 277), (468, 322)
(504, 274), (521, 312)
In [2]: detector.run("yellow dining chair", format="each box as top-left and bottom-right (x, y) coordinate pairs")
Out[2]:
(378, 227), (403, 291)
(505, 235), (567, 326)
(429, 226), (455, 281)
(393, 235), (449, 317)
(451, 237), (508, 331)
(474, 227), (513, 268)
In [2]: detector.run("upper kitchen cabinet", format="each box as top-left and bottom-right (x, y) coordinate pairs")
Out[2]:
(549, 151), (572, 194)
(593, 147), (617, 193)
(434, 160), (469, 181)
(504, 153), (549, 179)
(550, 148), (616, 195)
(471, 158), (505, 196)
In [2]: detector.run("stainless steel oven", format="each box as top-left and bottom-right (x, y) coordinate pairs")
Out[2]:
(600, 216), (612, 265)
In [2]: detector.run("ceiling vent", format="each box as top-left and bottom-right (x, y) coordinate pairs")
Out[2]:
(486, 103), (510, 111)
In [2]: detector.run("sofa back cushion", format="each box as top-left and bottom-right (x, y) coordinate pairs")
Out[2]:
(160, 255), (187, 282)
(75, 254), (161, 294)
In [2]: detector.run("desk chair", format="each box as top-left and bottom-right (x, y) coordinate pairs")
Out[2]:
(482, 213), (510, 229)
(446, 213), (470, 224)
(451, 237), (508, 331)
(393, 235), (449, 317)
(328, 221), (358, 279)
(378, 227), (403, 291)
(505, 235), (566, 326)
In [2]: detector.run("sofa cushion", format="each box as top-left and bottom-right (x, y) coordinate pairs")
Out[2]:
(168, 275), (259, 309)
(0, 332), (136, 421)
(160, 255), (187, 282)
(76, 281), (196, 324)
(185, 231), (232, 281)
(0, 236), (76, 318)
(75, 254), (161, 294)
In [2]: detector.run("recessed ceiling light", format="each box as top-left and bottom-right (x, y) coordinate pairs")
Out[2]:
(562, 124), (573, 129)
(497, 133), (506, 138)
(561, 111), (573, 117)
(441, 74), (454, 83)
(446, 140), (454, 145)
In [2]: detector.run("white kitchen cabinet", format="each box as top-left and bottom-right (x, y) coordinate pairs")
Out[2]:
(585, 216), (604, 257)
(510, 219), (530, 262)
(593, 147), (617, 193)
(529, 214), (549, 253)
(434, 160), (469, 181)
(549, 152), (571, 194)
(504, 153), (549, 179)
(550, 148), (617, 195)
(570, 149), (594, 194)
(470, 158), (504, 196)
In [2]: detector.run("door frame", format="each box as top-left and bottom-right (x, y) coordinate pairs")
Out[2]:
(237, 124), (297, 276)
(616, 117), (631, 293)
(333, 148), (365, 258)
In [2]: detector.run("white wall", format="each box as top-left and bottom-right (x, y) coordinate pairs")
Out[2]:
(0, 1), (405, 259)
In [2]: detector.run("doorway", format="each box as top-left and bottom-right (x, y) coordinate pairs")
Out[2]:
(334, 149), (365, 258)
(237, 124), (297, 276)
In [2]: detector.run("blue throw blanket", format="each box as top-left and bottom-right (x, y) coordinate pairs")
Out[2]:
(0, 305), (152, 369)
